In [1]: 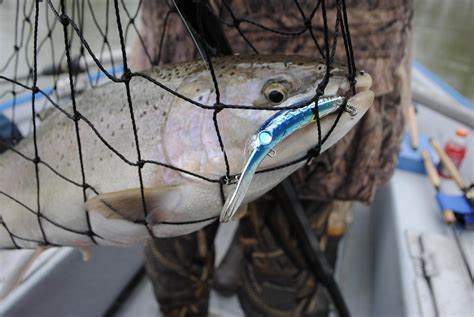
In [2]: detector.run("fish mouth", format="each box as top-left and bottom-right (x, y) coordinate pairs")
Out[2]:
(220, 75), (374, 222)
(249, 72), (374, 171)
(354, 70), (372, 93)
(273, 91), (373, 165)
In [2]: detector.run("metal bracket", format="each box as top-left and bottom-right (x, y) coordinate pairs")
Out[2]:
(344, 102), (358, 117)
(266, 148), (276, 158)
(222, 174), (240, 185)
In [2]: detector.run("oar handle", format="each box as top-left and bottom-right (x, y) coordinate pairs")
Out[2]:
(408, 105), (419, 150)
(422, 150), (440, 190)
(430, 138), (466, 190)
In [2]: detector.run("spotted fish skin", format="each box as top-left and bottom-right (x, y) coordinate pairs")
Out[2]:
(0, 55), (374, 248)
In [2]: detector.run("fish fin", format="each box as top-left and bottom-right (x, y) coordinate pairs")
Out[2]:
(85, 187), (175, 223)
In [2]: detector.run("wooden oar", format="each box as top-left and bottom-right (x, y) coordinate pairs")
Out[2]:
(408, 104), (419, 150)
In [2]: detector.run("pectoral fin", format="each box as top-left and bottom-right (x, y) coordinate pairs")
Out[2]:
(85, 187), (176, 223)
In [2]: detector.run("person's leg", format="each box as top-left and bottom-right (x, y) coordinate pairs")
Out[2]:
(144, 221), (219, 317)
(237, 197), (352, 317)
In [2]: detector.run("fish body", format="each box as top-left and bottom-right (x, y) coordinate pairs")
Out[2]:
(0, 55), (374, 249)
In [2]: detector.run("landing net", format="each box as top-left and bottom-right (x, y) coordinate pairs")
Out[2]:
(0, 0), (356, 248)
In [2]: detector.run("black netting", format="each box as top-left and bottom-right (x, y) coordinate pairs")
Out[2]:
(0, 0), (356, 249)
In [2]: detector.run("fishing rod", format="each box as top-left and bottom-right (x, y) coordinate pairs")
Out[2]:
(0, 64), (124, 113)
(276, 179), (351, 317)
(407, 104), (419, 150)
(0, 57), (82, 87)
(0, 49), (126, 87)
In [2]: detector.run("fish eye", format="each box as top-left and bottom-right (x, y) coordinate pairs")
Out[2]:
(263, 82), (288, 104)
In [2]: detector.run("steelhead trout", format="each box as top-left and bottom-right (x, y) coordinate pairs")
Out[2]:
(0, 55), (374, 248)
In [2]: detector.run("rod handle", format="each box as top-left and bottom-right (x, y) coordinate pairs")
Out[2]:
(422, 151), (440, 190)
(408, 105), (419, 150)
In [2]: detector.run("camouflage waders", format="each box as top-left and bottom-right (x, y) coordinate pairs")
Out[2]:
(145, 190), (352, 317)
(134, 0), (414, 316)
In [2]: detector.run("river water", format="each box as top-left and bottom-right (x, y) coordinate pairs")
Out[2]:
(413, 0), (473, 101)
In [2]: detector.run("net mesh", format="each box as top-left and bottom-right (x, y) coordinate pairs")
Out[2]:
(0, 0), (356, 249)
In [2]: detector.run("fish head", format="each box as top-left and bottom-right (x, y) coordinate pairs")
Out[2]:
(215, 60), (374, 222)
(88, 56), (374, 242)
(164, 55), (373, 178)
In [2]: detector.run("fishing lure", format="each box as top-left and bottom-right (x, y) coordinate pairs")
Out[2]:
(220, 95), (356, 222)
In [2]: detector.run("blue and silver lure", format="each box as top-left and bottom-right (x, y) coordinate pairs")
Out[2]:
(220, 95), (354, 222)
